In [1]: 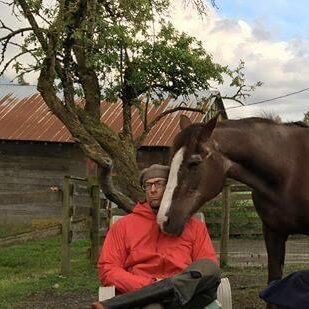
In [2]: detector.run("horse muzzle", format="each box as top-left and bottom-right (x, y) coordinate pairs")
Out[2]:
(161, 217), (186, 236)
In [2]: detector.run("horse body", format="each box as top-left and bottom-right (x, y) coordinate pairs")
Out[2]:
(216, 119), (309, 233)
(157, 116), (309, 308)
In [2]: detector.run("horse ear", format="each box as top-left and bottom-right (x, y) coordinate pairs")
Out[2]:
(179, 115), (192, 130)
(201, 114), (219, 139)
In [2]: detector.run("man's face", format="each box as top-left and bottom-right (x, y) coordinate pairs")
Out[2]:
(143, 177), (167, 212)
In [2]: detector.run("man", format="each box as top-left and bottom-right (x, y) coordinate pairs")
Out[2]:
(94, 164), (220, 309)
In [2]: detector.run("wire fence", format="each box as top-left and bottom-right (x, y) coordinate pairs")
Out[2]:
(213, 237), (309, 267)
(203, 181), (309, 268)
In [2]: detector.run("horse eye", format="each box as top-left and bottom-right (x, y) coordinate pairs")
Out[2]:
(188, 154), (203, 166)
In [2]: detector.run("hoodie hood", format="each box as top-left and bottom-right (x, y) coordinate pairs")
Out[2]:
(132, 202), (156, 220)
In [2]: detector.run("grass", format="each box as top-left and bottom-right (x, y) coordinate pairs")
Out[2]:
(0, 236), (99, 308)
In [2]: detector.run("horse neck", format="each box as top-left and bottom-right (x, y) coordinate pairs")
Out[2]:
(213, 121), (286, 198)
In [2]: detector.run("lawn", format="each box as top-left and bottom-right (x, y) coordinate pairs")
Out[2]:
(0, 236), (99, 308)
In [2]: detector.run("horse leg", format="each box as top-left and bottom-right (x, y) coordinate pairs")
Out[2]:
(263, 224), (288, 309)
(263, 224), (288, 282)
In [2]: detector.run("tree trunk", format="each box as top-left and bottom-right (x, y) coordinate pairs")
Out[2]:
(37, 60), (141, 212)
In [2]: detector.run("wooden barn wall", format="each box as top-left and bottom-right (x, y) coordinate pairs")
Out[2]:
(137, 146), (170, 169)
(0, 143), (169, 225)
(0, 141), (87, 225)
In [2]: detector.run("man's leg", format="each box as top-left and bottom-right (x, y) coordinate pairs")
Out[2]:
(141, 259), (220, 309)
(97, 259), (220, 309)
(170, 259), (221, 309)
(99, 278), (175, 309)
(142, 304), (164, 309)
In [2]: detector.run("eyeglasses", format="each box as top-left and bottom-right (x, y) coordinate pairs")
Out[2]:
(142, 180), (167, 191)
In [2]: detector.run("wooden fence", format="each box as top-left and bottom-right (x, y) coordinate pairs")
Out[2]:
(204, 182), (259, 237)
(203, 180), (259, 267)
(0, 176), (258, 270)
(0, 175), (110, 275)
(60, 175), (111, 275)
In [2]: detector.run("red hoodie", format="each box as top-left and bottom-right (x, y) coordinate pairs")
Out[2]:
(98, 202), (218, 294)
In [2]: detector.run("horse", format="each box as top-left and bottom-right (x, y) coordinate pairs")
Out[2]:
(157, 115), (309, 309)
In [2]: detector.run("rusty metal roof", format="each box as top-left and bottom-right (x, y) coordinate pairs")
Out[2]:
(0, 85), (223, 147)
(0, 92), (73, 143)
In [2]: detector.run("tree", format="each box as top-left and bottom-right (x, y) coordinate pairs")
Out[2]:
(0, 0), (260, 211)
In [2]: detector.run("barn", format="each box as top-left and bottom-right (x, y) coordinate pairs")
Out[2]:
(0, 84), (227, 224)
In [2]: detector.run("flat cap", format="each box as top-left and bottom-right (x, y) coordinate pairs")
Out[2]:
(139, 164), (170, 186)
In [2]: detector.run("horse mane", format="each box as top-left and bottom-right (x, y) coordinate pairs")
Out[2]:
(221, 117), (308, 128)
(173, 117), (308, 153)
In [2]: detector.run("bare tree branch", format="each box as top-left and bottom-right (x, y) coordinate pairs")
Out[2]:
(99, 162), (134, 213)
(0, 26), (33, 64)
(221, 96), (244, 105)
(135, 105), (205, 147)
(0, 49), (33, 76)
(16, 0), (48, 51)
(0, 27), (32, 41)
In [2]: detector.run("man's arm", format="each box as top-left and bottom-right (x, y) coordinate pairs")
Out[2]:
(191, 219), (218, 264)
(98, 220), (155, 293)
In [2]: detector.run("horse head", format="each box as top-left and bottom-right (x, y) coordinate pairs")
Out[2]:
(157, 115), (229, 235)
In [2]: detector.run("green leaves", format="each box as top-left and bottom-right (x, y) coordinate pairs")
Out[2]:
(93, 16), (228, 104)
(118, 22), (227, 100)
(2, 0), (230, 104)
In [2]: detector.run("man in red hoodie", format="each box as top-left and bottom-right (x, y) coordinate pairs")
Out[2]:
(95, 164), (220, 309)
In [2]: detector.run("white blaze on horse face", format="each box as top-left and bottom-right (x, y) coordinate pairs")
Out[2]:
(157, 147), (185, 230)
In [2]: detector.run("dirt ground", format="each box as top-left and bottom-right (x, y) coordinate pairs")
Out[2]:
(15, 290), (98, 309)
(15, 288), (262, 309)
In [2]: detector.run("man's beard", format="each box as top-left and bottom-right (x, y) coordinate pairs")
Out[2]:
(149, 200), (160, 213)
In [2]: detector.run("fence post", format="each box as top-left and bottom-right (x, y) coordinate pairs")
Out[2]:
(89, 178), (101, 264)
(61, 176), (74, 275)
(220, 184), (231, 267)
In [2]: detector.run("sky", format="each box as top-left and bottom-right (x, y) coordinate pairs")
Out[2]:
(1, 1), (309, 121)
(170, 0), (309, 121)
(216, 0), (309, 41)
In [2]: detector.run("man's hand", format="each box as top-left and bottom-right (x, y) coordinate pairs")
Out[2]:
(91, 302), (104, 309)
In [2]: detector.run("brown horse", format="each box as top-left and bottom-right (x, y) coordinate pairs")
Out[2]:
(157, 115), (309, 308)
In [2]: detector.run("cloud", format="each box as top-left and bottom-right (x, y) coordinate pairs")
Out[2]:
(169, 2), (309, 121)
(251, 20), (272, 41)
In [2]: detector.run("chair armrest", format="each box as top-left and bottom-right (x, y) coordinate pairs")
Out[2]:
(99, 286), (116, 302)
(217, 277), (232, 309)
(205, 300), (222, 309)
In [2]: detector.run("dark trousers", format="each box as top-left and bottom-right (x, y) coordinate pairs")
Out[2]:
(102, 259), (221, 309)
